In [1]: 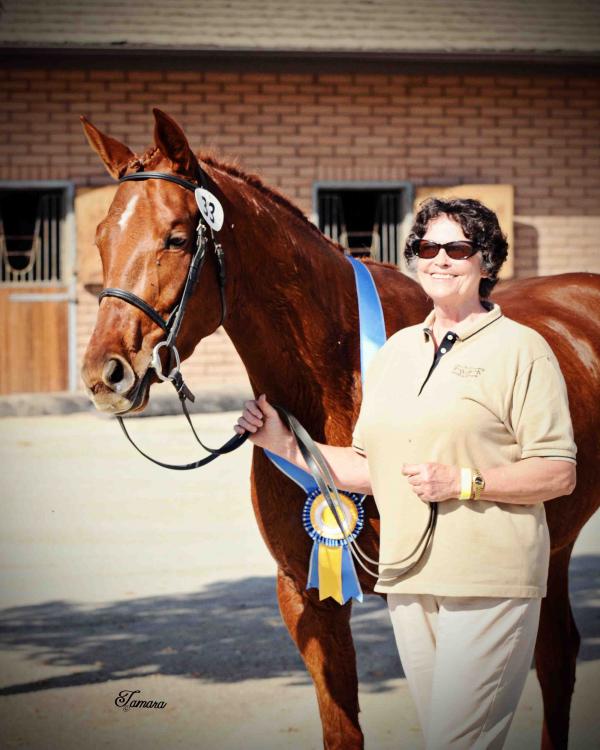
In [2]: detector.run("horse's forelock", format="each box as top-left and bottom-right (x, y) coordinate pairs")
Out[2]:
(124, 145), (162, 174)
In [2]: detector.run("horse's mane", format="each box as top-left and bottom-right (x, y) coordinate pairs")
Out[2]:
(201, 153), (330, 241)
(135, 145), (391, 270)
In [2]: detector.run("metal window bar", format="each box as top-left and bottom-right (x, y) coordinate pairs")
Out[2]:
(374, 193), (401, 266)
(315, 184), (409, 268)
(51, 192), (59, 281)
(0, 193), (62, 284)
(42, 194), (49, 282)
(320, 190), (404, 261)
(319, 193), (348, 249)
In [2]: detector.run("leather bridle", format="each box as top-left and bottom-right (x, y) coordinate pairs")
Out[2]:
(99, 168), (245, 468)
(97, 167), (436, 582)
(100, 170), (226, 395)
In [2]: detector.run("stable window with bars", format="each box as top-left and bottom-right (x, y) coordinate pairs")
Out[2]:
(0, 188), (66, 285)
(314, 182), (412, 267)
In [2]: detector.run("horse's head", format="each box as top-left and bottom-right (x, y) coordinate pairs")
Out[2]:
(80, 109), (226, 414)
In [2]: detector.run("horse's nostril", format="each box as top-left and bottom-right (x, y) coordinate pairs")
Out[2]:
(102, 354), (135, 396)
(104, 358), (124, 385)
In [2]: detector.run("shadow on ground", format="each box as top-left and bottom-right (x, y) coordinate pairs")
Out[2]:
(0, 555), (597, 697)
(0, 576), (400, 695)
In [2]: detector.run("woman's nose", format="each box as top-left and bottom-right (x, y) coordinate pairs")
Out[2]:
(433, 248), (452, 265)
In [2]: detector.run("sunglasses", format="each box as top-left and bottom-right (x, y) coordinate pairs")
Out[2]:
(412, 239), (478, 260)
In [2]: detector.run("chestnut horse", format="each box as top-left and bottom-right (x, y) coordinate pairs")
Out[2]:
(81, 110), (599, 749)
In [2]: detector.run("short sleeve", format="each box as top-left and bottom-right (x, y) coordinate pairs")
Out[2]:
(509, 354), (577, 462)
(352, 411), (366, 456)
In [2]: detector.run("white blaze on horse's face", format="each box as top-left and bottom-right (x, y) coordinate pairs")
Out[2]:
(118, 194), (139, 233)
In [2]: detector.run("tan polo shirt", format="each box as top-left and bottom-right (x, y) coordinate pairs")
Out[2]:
(352, 303), (576, 598)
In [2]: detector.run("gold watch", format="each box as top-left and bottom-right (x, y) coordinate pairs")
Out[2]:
(471, 469), (485, 501)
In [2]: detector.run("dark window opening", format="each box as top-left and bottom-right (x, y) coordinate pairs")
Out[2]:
(316, 184), (409, 266)
(0, 188), (65, 284)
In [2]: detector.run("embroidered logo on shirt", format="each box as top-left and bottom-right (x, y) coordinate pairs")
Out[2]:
(452, 365), (485, 378)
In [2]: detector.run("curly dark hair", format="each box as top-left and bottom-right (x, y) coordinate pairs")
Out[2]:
(404, 197), (508, 299)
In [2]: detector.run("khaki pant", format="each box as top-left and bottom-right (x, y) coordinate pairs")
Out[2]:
(387, 594), (542, 749)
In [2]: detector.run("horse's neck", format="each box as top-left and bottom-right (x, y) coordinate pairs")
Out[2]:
(221, 195), (358, 404)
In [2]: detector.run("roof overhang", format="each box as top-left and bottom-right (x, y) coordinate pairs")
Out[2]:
(2, 46), (599, 73)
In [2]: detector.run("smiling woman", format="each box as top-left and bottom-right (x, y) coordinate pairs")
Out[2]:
(415, 215), (486, 326)
(406, 197), (509, 299)
(369, 197), (576, 748)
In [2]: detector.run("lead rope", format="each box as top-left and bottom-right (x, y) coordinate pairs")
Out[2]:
(275, 409), (437, 581)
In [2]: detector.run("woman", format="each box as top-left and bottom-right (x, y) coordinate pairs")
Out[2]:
(234, 197), (577, 749)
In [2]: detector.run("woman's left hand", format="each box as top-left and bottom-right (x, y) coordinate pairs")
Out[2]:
(402, 463), (460, 503)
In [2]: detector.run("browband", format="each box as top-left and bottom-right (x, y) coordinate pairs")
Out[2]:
(120, 171), (204, 193)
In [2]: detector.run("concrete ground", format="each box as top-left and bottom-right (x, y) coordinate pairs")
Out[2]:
(0, 411), (598, 749)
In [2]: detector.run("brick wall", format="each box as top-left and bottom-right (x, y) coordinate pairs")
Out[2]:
(2, 67), (599, 390)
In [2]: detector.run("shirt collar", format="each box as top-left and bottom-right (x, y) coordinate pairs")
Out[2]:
(422, 303), (503, 342)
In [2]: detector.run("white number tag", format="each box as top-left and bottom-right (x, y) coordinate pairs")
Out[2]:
(194, 188), (224, 231)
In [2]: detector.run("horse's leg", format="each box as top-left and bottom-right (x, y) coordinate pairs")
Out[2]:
(535, 541), (580, 750)
(277, 567), (363, 750)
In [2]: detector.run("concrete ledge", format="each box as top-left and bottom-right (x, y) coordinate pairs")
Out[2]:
(0, 383), (253, 418)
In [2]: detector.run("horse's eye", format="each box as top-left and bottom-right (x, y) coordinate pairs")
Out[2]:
(166, 236), (187, 249)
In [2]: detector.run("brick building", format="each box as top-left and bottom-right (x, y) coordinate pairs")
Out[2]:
(1, 0), (599, 395)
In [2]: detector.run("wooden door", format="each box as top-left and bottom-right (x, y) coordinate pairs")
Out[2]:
(0, 287), (68, 393)
(0, 186), (72, 394)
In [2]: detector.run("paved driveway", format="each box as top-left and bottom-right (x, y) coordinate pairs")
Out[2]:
(0, 412), (598, 749)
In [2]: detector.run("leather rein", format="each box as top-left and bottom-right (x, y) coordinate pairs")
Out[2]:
(98, 168), (436, 582)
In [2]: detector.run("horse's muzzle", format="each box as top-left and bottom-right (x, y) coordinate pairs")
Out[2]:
(82, 354), (149, 415)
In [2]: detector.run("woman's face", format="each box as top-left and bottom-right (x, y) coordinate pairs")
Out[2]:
(416, 214), (484, 306)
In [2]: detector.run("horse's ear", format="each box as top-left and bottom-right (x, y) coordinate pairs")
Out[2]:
(80, 116), (135, 180)
(153, 108), (198, 178)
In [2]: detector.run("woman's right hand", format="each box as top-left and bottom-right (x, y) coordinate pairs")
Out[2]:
(234, 393), (292, 450)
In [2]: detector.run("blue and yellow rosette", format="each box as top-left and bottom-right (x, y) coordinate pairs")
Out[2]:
(264, 448), (366, 604)
(304, 487), (365, 604)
